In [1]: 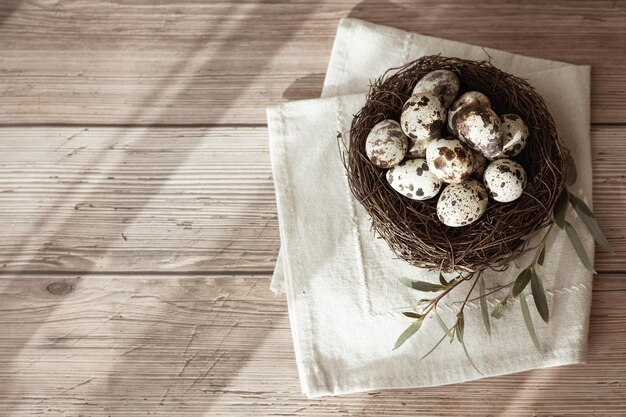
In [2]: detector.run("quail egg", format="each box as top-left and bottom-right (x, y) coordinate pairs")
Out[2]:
(453, 104), (502, 159)
(498, 114), (529, 158)
(483, 159), (527, 203)
(437, 179), (489, 227)
(400, 93), (446, 142)
(412, 70), (460, 108)
(447, 91), (492, 135)
(365, 119), (408, 168)
(425, 137), (474, 184)
(386, 158), (442, 200)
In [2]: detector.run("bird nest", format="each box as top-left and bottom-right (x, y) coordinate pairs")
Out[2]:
(346, 56), (567, 273)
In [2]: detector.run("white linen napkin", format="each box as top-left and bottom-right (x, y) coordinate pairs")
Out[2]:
(268, 18), (593, 398)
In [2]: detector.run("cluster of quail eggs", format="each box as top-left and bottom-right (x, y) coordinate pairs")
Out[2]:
(365, 70), (529, 227)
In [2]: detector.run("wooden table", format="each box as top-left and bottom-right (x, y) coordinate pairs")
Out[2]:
(1, 1), (625, 415)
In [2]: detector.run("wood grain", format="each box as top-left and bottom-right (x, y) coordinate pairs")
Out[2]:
(1, 0), (625, 125)
(0, 274), (624, 416)
(0, 126), (623, 273)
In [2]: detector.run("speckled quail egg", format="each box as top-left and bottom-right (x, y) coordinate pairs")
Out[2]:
(365, 119), (408, 168)
(425, 137), (474, 184)
(386, 158), (442, 200)
(497, 114), (529, 158)
(412, 70), (460, 108)
(447, 91), (492, 135)
(471, 150), (488, 179)
(483, 159), (527, 203)
(453, 104), (502, 159)
(437, 179), (489, 227)
(400, 93), (446, 143)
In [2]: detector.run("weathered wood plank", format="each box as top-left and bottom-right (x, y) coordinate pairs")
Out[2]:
(0, 127), (278, 273)
(1, 1), (625, 125)
(0, 274), (624, 416)
(0, 126), (624, 273)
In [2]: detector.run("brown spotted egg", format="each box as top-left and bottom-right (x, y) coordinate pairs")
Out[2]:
(453, 104), (502, 159)
(386, 158), (442, 200)
(497, 114), (529, 158)
(483, 159), (527, 203)
(365, 119), (408, 168)
(437, 179), (489, 227)
(448, 91), (492, 135)
(400, 93), (446, 143)
(412, 70), (460, 108)
(425, 137), (474, 184)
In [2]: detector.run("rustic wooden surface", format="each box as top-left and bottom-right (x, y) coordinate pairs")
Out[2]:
(1, 0), (625, 415)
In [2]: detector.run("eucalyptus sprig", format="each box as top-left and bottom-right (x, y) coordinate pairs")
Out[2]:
(392, 156), (611, 361)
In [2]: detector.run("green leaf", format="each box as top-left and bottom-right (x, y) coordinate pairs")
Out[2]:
(479, 276), (491, 336)
(565, 153), (578, 186)
(439, 272), (449, 286)
(538, 245), (546, 265)
(456, 314), (465, 344)
(530, 270), (550, 323)
(399, 277), (446, 292)
(435, 310), (454, 341)
(491, 297), (508, 319)
(512, 268), (532, 297)
(420, 333), (447, 361)
(554, 188), (569, 228)
(564, 221), (596, 273)
(520, 293), (544, 354)
(393, 320), (422, 350)
(569, 193), (612, 252)
(459, 336), (483, 375)
(402, 311), (422, 319)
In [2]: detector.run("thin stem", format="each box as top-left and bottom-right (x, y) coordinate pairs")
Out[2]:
(465, 282), (514, 303)
(459, 271), (481, 313)
(531, 223), (554, 266)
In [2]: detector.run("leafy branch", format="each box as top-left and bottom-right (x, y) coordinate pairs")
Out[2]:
(392, 156), (611, 362)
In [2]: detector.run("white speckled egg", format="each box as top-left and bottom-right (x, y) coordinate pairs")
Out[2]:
(498, 114), (529, 158)
(483, 159), (527, 203)
(386, 158), (442, 200)
(412, 70), (460, 108)
(437, 180), (489, 227)
(365, 120), (408, 168)
(453, 104), (502, 159)
(447, 91), (492, 135)
(401, 93), (446, 143)
(425, 137), (474, 184)
(471, 150), (488, 179)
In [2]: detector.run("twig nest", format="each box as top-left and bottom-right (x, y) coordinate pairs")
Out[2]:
(412, 69), (460, 108)
(347, 56), (566, 272)
(483, 159), (527, 202)
(454, 104), (502, 159)
(426, 137), (474, 184)
(400, 93), (446, 142)
(497, 114), (529, 158)
(365, 120), (408, 168)
(386, 158), (442, 200)
(448, 91), (492, 135)
(437, 179), (489, 227)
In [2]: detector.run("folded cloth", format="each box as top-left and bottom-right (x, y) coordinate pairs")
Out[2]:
(268, 18), (593, 398)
